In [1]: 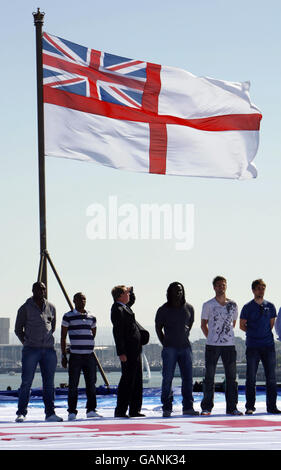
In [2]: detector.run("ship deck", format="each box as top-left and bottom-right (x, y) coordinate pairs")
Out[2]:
(0, 387), (280, 460)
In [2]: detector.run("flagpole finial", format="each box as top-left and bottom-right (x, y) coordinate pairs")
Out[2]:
(33, 7), (45, 25)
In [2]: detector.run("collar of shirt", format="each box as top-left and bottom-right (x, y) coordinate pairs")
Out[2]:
(117, 301), (133, 313)
(31, 297), (47, 311)
(73, 308), (89, 316)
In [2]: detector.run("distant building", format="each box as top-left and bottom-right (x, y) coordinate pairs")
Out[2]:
(0, 318), (10, 344)
(0, 345), (22, 369)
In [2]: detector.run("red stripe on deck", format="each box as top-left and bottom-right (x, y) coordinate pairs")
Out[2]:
(0, 422), (178, 437)
(193, 419), (281, 428)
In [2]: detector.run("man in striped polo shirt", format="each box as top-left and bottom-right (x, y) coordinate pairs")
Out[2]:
(61, 292), (102, 420)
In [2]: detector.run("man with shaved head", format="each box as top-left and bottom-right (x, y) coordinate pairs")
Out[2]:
(15, 281), (62, 422)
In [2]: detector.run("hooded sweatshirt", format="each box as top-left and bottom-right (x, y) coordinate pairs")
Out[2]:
(14, 297), (56, 348)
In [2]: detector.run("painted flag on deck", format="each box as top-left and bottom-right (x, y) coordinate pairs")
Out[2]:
(43, 32), (262, 179)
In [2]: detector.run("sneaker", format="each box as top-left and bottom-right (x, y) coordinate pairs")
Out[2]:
(15, 415), (26, 423)
(86, 410), (103, 418)
(245, 409), (254, 415)
(183, 409), (199, 416)
(227, 409), (243, 416)
(68, 413), (77, 421)
(129, 412), (146, 417)
(162, 410), (171, 417)
(201, 410), (211, 416)
(45, 413), (63, 422)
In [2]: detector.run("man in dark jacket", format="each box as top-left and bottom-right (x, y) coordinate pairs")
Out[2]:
(111, 285), (147, 418)
(155, 281), (198, 417)
(14, 281), (62, 422)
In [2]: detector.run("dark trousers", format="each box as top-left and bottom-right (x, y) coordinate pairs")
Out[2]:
(116, 354), (143, 415)
(68, 353), (97, 414)
(201, 345), (238, 413)
(245, 345), (277, 412)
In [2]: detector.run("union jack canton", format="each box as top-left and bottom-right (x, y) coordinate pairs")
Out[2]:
(43, 32), (147, 109)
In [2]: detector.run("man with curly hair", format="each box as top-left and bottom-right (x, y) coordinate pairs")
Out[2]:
(155, 282), (198, 417)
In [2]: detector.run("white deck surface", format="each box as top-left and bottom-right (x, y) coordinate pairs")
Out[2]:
(0, 390), (281, 452)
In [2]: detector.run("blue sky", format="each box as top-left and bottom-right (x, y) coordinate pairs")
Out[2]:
(1, 0), (281, 342)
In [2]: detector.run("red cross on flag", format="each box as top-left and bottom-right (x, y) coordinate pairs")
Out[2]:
(43, 32), (262, 179)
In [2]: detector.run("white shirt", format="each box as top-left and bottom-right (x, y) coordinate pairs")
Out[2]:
(201, 297), (238, 346)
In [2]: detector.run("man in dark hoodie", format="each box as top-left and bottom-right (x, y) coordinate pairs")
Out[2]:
(14, 281), (62, 422)
(155, 282), (198, 417)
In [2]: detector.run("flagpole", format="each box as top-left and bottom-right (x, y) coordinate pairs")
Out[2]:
(31, 11), (110, 386)
(33, 8), (48, 294)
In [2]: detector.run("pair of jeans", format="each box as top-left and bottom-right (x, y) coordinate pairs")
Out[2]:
(115, 354), (143, 415)
(201, 345), (238, 413)
(161, 346), (193, 412)
(245, 345), (277, 412)
(68, 353), (97, 414)
(17, 346), (57, 417)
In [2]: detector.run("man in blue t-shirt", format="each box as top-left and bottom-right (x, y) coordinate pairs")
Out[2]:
(240, 279), (280, 415)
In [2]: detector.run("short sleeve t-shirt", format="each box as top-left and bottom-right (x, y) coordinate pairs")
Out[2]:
(240, 299), (276, 348)
(62, 309), (96, 354)
(201, 298), (238, 346)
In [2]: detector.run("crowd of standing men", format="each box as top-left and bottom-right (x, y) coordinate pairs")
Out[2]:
(13, 276), (281, 422)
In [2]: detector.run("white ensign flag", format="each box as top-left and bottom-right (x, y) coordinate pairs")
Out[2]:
(43, 32), (262, 179)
